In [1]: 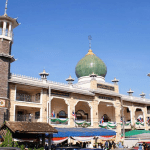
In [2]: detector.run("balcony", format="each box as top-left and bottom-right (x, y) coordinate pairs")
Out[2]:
(16, 114), (41, 122)
(16, 93), (40, 103)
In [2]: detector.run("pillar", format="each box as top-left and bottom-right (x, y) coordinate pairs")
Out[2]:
(3, 21), (7, 36)
(142, 107), (148, 130)
(42, 134), (45, 147)
(48, 136), (51, 150)
(67, 103), (70, 125)
(8, 23), (12, 37)
(129, 106), (136, 126)
(114, 99), (121, 142)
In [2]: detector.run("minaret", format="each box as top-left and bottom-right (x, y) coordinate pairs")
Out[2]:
(39, 69), (49, 83)
(0, 0), (19, 124)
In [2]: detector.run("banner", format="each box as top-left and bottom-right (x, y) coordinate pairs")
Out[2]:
(51, 137), (69, 144)
(51, 118), (68, 123)
(97, 136), (114, 140)
(72, 136), (94, 142)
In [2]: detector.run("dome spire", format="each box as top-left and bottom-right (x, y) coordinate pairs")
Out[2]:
(88, 35), (92, 49)
(4, 0), (8, 16)
(86, 35), (95, 55)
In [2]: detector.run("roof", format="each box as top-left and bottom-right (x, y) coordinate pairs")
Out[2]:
(0, 121), (58, 134)
(125, 130), (150, 137)
(50, 128), (116, 137)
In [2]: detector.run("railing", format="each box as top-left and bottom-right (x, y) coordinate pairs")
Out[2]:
(16, 114), (40, 122)
(51, 118), (68, 125)
(0, 28), (13, 38)
(16, 93), (40, 103)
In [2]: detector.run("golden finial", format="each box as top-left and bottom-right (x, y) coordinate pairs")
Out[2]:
(86, 49), (95, 55)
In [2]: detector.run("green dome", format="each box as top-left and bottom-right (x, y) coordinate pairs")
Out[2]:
(75, 49), (107, 78)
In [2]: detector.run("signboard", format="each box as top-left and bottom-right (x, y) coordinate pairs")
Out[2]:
(0, 100), (5, 107)
(51, 90), (69, 97)
(97, 84), (115, 91)
(98, 96), (114, 101)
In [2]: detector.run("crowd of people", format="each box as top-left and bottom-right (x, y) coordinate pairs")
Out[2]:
(50, 140), (124, 150)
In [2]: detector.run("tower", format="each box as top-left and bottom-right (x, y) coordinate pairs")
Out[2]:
(0, 0), (19, 124)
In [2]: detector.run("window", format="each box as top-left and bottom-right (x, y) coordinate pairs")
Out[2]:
(35, 111), (40, 119)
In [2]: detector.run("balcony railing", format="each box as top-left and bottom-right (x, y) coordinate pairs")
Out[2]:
(16, 114), (41, 122)
(51, 118), (68, 125)
(16, 93), (40, 103)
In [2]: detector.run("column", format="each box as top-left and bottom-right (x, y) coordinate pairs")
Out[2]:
(42, 134), (45, 147)
(67, 104), (70, 125)
(114, 99), (121, 142)
(3, 21), (7, 36)
(142, 107), (148, 130)
(48, 136), (51, 150)
(40, 89), (43, 104)
(8, 23), (12, 37)
(0, 21), (2, 35)
(129, 106), (136, 126)
(40, 108), (42, 122)
(93, 101), (99, 128)
(14, 85), (17, 101)
(90, 105), (93, 127)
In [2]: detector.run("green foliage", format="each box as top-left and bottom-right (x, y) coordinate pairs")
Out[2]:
(14, 141), (19, 147)
(19, 144), (24, 150)
(28, 148), (32, 150)
(0, 128), (13, 147)
(39, 147), (44, 150)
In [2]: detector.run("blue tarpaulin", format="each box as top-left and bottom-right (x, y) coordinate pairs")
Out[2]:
(46, 128), (116, 137)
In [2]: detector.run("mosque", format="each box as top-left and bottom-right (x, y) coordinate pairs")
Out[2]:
(0, 0), (150, 143)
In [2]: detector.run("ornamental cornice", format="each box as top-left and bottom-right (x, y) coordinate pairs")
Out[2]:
(9, 74), (94, 96)
(92, 89), (121, 97)
(121, 94), (150, 104)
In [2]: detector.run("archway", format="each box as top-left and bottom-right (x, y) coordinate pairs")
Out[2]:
(98, 101), (115, 122)
(75, 101), (91, 122)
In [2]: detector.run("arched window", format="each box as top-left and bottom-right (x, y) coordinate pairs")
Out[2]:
(103, 114), (109, 122)
(76, 110), (88, 120)
(58, 110), (67, 118)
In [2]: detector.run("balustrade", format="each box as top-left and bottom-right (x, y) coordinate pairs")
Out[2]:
(16, 114), (40, 122)
(16, 93), (40, 103)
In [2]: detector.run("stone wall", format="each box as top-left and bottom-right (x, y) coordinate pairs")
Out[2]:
(0, 39), (11, 55)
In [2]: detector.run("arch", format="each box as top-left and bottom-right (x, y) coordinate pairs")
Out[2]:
(98, 101), (115, 122)
(58, 110), (67, 118)
(75, 101), (91, 122)
(76, 110), (88, 120)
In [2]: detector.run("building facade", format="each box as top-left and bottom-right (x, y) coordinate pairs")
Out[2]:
(0, 3), (150, 142)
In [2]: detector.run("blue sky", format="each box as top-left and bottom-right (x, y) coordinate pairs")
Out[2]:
(1, 0), (150, 98)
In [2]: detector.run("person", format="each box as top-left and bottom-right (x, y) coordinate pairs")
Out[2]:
(83, 142), (86, 148)
(109, 141), (112, 149)
(142, 142), (147, 150)
(138, 144), (143, 150)
(105, 141), (109, 149)
(45, 144), (48, 150)
(98, 143), (101, 149)
(118, 141), (123, 148)
(29, 113), (32, 122)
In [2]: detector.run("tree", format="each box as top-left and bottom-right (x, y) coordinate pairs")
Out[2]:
(0, 128), (13, 147)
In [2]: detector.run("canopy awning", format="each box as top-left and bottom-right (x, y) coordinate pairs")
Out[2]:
(48, 128), (116, 138)
(125, 130), (150, 137)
